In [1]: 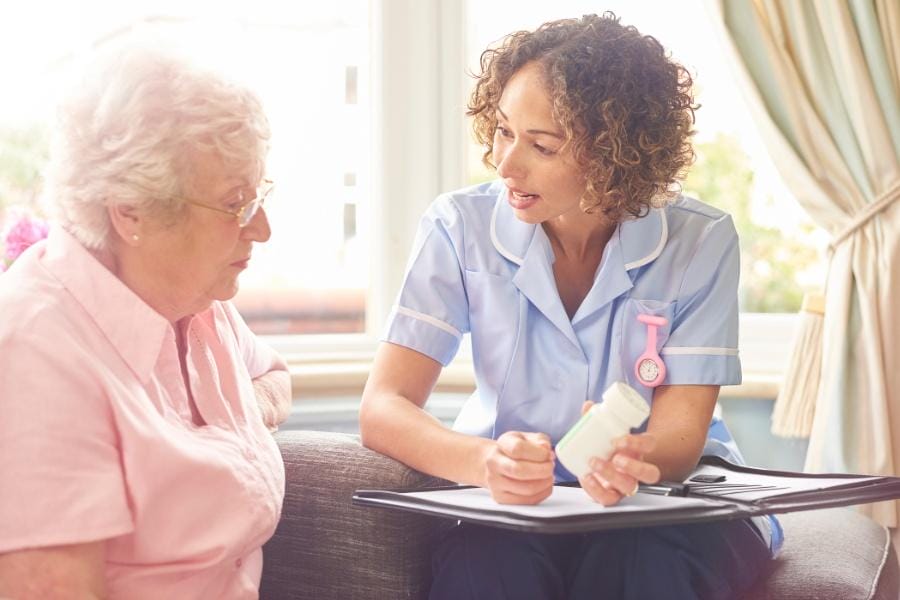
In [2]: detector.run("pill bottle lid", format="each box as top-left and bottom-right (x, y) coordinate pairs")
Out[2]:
(600, 382), (650, 426)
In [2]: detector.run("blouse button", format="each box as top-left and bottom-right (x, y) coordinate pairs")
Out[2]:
(235, 557), (243, 568)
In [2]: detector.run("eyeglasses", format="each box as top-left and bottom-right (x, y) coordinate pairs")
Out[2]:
(182, 178), (275, 227)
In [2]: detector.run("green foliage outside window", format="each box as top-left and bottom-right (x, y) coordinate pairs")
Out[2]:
(683, 133), (820, 313)
(0, 125), (48, 214)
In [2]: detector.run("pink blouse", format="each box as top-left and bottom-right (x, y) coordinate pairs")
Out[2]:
(0, 227), (286, 598)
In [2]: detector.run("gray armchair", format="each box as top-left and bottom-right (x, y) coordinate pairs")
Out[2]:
(261, 430), (899, 600)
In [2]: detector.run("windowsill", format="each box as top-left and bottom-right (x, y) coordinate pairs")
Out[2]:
(279, 312), (794, 401)
(288, 359), (476, 398)
(289, 360), (782, 400)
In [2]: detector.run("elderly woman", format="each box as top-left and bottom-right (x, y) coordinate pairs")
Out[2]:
(0, 43), (290, 598)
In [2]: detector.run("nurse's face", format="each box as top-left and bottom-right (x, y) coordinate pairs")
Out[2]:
(492, 61), (588, 225)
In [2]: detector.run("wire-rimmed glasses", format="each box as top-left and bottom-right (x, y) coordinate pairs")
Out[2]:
(182, 178), (274, 227)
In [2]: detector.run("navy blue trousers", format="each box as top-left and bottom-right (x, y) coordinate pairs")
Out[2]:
(429, 519), (770, 600)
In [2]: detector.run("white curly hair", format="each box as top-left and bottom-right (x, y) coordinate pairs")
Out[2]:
(43, 39), (271, 249)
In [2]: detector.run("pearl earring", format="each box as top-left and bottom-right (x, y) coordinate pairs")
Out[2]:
(132, 234), (140, 242)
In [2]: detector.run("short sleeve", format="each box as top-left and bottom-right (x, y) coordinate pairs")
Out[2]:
(219, 301), (288, 379)
(383, 197), (470, 366)
(0, 329), (133, 552)
(662, 215), (742, 385)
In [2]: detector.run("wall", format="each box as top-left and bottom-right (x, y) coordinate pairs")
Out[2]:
(717, 396), (808, 471)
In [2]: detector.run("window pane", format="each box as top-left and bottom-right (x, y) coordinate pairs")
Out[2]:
(464, 0), (826, 313)
(231, 7), (370, 334)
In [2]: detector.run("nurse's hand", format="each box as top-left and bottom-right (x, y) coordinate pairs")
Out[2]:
(577, 402), (661, 506)
(481, 431), (556, 505)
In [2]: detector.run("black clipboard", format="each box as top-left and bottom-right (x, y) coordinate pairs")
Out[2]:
(352, 456), (900, 534)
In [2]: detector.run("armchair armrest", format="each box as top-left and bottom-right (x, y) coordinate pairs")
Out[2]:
(260, 430), (453, 600)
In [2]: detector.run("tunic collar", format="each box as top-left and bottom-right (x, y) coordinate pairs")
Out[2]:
(489, 183), (669, 335)
(489, 183), (668, 271)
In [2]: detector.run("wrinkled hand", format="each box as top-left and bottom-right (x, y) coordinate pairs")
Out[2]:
(252, 371), (292, 432)
(576, 401), (661, 506)
(482, 431), (556, 505)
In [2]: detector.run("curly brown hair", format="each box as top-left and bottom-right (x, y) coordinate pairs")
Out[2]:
(468, 12), (697, 221)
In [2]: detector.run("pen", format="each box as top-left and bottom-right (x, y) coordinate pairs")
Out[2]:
(638, 482), (687, 496)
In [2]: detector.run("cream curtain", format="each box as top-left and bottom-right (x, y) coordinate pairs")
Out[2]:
(707, 0), (900, 527)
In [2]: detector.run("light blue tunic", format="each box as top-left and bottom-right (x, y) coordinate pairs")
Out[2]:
(384, 180), (782, 553)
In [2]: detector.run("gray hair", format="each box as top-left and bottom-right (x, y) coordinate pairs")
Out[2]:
(43, 40), (271, 249)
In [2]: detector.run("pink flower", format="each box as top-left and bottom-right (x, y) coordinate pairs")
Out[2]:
(3, 215), (49, 264)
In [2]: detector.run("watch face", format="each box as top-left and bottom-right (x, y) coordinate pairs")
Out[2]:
(638, 358), (660, 382)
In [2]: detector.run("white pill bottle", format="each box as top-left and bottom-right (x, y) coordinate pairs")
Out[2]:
(555, 382), (651, 478)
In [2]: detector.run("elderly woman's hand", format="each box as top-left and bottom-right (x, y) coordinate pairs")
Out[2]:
(252, 370), (292, 431)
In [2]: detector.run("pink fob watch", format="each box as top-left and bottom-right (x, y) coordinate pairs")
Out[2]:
(634, 314), (667, 387)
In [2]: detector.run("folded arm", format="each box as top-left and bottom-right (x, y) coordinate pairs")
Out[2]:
(253, 368), (292, 430)
(222, 301), (292, 430)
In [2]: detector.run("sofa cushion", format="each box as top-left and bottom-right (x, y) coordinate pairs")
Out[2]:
(744, 508), (898, 600)
(261, 431), (452, 600)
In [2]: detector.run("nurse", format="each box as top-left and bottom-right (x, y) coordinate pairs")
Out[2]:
(360, 13), (777, 600)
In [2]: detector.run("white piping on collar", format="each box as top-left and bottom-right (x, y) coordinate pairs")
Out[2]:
(490, 198), (524, 266)
(491, 196), (668, 270)
(624, 207), (668, 271)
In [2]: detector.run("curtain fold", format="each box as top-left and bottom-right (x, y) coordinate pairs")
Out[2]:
(707, 0), (900, 527)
